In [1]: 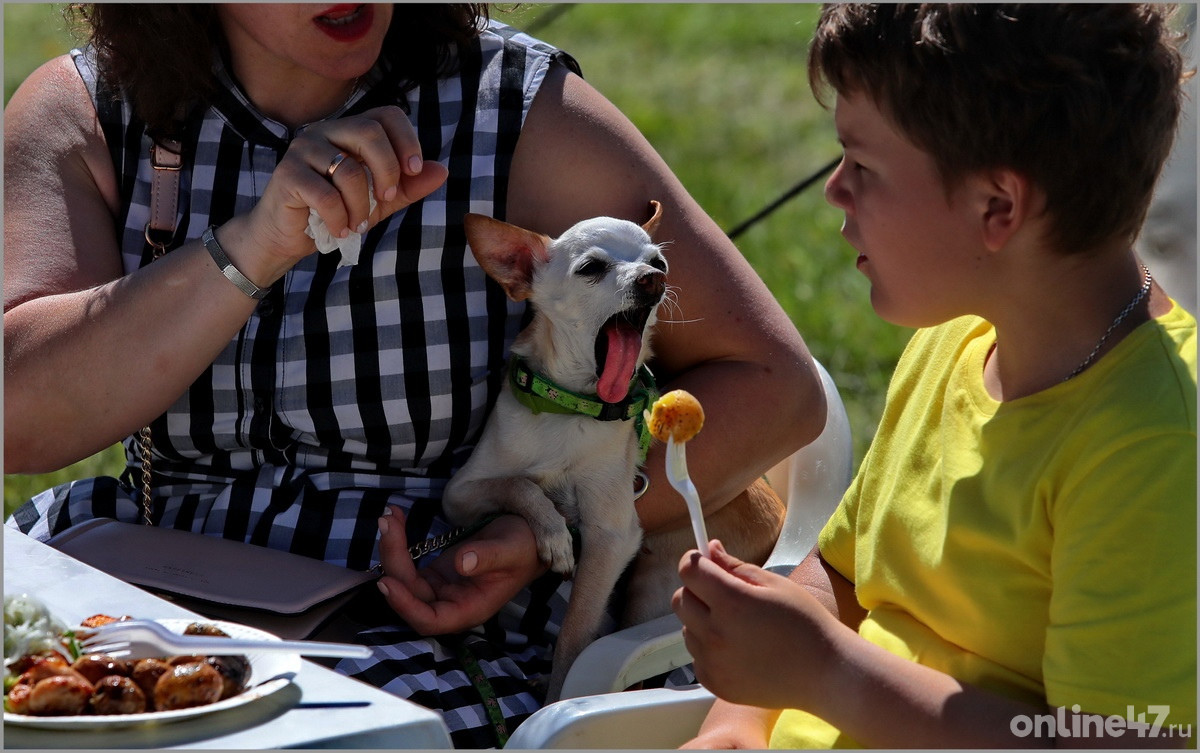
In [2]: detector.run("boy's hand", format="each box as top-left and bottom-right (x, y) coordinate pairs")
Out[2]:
(672, 540), (841, 710)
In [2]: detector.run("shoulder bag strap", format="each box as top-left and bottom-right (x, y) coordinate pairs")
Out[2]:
(138, 133), (183, 525)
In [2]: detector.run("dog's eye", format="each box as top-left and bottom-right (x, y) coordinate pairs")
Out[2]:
(575, 259), (609, 279)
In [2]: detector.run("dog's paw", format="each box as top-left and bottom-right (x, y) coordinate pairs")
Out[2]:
(533, 525), (575, 576)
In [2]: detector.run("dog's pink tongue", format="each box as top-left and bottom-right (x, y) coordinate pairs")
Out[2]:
(598, 320), (642, 403)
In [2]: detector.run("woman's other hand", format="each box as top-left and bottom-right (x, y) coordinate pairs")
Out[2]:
(375, 506), (549, 634)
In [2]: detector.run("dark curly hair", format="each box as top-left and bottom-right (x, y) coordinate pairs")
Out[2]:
(67, 3), (488, 138)
(808, 4), (1190, 255)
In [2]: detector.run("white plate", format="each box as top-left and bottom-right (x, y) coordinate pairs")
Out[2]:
(4, 618), (301, 730)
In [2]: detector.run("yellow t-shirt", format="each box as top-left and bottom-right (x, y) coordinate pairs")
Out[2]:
(771, 305), (1197, 748)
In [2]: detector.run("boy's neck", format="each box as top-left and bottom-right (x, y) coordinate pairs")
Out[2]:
(981, 246), (1164, 401)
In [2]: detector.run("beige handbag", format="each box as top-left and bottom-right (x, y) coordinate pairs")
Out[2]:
(46, 517), (377, 640)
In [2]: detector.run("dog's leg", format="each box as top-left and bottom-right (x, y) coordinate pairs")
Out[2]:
(618, 529), (692, 627)
(444, 476), (576, 575)
(545, 511), (643, 703)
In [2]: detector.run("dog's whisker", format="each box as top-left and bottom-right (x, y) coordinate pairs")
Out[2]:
(657, 287), (680, 312)
(655, 289), (702, 325)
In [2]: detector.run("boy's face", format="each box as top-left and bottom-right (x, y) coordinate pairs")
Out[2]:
(825, 92), (984, 328)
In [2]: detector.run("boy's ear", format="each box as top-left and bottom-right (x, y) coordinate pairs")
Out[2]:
(978, 168), (1035, 252)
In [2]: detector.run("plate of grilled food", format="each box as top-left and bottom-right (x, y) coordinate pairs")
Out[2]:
(3, 595), (300, 730)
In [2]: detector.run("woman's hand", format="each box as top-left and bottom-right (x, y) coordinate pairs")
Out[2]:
(375, 506), (550, 635)
(672, 540), (840, 711)
(235, 105), (448, 285)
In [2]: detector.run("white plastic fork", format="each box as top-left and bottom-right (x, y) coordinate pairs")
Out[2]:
(665, 435), (710, 557)
(77, 619), (373, 661)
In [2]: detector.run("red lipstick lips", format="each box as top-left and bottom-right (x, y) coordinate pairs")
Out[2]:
(313, 4), (374, 43)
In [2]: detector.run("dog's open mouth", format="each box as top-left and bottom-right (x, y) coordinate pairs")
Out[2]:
(595, 304), (655, 403)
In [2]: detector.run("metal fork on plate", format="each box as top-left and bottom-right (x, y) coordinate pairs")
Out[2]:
(76, 619), (373, 661)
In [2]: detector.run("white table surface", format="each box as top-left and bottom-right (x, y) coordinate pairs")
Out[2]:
(2, 526), (453, 749)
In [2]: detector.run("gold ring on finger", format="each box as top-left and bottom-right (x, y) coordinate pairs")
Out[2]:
(325, 151), (350, 180)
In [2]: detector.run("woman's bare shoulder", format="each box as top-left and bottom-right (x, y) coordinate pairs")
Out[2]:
(5, 53), (118, 210)
(4, 54), (123, 310)
(8, 54), (96, 132)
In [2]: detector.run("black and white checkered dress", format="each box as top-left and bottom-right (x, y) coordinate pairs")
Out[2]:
(7, 21), (589, 748)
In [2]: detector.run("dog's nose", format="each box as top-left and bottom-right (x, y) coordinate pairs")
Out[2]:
(637, 270), (666, 300)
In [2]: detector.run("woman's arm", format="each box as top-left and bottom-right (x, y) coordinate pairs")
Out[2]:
(4, 57), (261, 470)
(508, 63), (826, 536)
(3, 56), (446, 473)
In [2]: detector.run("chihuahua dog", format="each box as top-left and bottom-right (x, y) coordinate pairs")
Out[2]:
(443, 202), (784, 702)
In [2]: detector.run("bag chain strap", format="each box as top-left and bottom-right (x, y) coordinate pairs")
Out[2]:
(139, 136), (183, 525)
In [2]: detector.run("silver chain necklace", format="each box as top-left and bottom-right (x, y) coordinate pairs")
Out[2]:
(1064, 264), (1153, 381)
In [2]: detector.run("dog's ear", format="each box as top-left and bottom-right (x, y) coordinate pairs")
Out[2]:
(641, 200), (663, 239)
(464, 213), (551, 302)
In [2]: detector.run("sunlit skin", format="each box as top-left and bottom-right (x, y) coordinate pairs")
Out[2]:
(824, 91), (1168, 401)
(824, 91), (989, 329)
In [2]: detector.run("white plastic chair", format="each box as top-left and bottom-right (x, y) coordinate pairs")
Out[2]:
(507, 359), (854, 749)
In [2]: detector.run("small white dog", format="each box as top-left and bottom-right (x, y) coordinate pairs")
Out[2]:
(443, 202), (784, 703)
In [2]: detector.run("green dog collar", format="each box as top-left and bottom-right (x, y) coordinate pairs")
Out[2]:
(508, 356), (659, 463)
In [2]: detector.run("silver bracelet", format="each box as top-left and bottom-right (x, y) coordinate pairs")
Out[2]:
(202, 225), (269, 300)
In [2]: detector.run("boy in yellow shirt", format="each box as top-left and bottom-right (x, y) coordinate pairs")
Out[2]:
(674, 4), (1196, 748)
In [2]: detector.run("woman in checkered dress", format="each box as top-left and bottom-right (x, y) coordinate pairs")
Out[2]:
(4, 4), (824, 746)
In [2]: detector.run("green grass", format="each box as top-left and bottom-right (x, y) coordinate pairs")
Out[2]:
(3, 4), (912, 519)
(3, 4), (78, 100)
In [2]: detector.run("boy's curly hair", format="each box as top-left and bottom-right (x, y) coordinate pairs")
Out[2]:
(67, 3), (488, 139)
(808, 4), (1189, 255)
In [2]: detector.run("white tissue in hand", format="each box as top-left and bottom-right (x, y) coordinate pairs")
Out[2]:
(304, 166), (377, 267)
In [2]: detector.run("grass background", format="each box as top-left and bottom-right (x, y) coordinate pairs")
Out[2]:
(3, 3), (912, 518)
